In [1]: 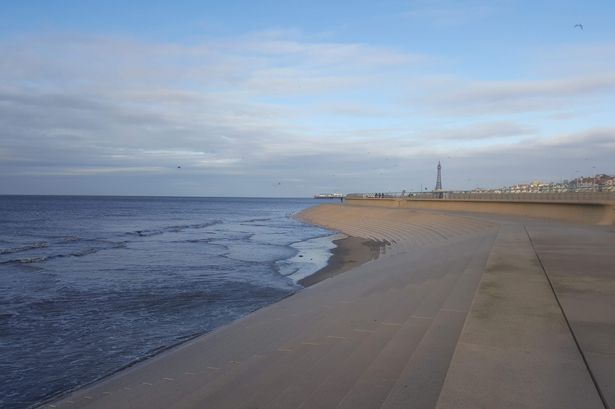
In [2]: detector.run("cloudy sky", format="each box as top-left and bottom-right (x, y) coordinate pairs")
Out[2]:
(1, 0), (614, 196)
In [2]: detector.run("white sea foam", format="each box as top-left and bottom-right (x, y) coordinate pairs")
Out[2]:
(277, 234), (341, 283)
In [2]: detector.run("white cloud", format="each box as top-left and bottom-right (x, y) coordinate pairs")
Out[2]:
(425, 74), (615, 115)
(18, 166), (167, 176)
(419, 121), (536, 141)
(0, 31), (614, 195)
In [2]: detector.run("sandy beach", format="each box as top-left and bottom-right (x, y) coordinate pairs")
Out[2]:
(297, 236), (385, 287)
(47, 203), (614, 409)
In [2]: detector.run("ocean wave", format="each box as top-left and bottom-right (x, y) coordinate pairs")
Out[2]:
(1, 255), (50, 265)
(125, 220), (223, 237)
(58, 236), (82, 243)
(0, 241), (126, 265)
(178, 238), (227, 249)
(0, 241), (49, 255)
(0, 310), (19, 320)
(240, 217), (272, 223)
(71, 247), (101, 257)
(221, 242), (298, 264)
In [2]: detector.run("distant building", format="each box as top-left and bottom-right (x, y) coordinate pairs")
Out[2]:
(471, 174), (614, 193)
(313, 193), (343, 199)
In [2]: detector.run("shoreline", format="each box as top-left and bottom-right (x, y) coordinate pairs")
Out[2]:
(46, 204), (614, 409)
(298, 235), (385, 287)
(34, 210), (371, 408)
(292, 205), (391, 288)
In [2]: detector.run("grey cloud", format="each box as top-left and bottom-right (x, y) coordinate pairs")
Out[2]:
(0, 32), (614, 196)
(419, 121), (536, 141)
(318, 103), (389, 117)
(0, 32), (426, 186)
(429, 75), (615, 115)
(0, 90), (106, 111)
(246, 38), (423, 67)
(439, 128), (615, 188)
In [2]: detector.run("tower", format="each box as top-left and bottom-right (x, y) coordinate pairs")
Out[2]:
(435, 161), (442, 191)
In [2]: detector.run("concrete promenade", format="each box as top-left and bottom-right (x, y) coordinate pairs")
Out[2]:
(344, 196), (615, 225)
(48, 204), (614, 409)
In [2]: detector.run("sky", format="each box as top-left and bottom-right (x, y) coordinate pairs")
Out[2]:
(1, 0), (614, 197)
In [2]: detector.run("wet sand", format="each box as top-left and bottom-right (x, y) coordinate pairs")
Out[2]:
(47, 203), (614, 409)
(298, 236), (386, 287)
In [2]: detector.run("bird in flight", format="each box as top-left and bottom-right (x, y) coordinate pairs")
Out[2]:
(574, 23), (584, 30)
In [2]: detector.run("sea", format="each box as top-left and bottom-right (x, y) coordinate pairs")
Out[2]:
(0, 196), (336, 409)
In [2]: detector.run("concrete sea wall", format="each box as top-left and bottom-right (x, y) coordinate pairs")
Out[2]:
(345, 197), (615, 225)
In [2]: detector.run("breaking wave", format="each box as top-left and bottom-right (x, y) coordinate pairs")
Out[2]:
(0, 241), (49, 255)
(125, 221), (223, 237)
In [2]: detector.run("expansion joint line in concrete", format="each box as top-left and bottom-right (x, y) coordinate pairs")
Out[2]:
(523, 225), (610, 409)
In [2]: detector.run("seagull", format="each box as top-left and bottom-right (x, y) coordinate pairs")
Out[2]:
(177, 165), (181, 169)
(574, 23), (584, 30)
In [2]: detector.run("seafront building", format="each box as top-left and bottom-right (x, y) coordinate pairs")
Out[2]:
(426, 162), (613, 195)
(474, 174), (615, 194)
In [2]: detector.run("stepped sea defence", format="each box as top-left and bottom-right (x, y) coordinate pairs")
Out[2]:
(46, 202), (615, 408)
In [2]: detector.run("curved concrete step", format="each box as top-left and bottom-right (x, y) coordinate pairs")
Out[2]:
(373, 235), (493, 409)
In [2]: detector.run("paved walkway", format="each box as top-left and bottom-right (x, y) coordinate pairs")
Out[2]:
(436, 223), (604, 409)
(48, 205), (613, 409)
(527, 222), (615, 407)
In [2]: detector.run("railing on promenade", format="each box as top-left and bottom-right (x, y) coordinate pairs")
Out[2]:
(346, 190), (615, 202)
